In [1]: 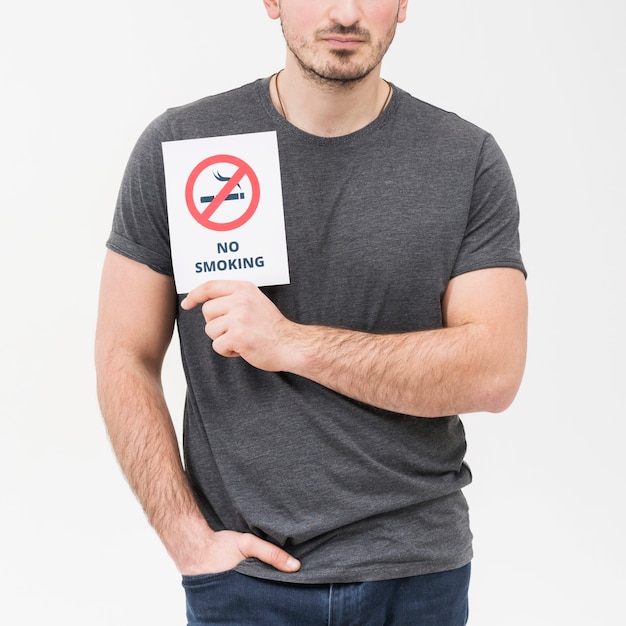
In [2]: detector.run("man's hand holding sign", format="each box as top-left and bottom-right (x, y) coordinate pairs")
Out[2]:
(181, 280), (296, 371)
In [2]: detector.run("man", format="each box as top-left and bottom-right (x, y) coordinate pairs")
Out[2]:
(95, 1), (527, 624)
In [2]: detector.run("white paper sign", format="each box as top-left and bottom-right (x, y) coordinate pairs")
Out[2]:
(162, 131), (290, 293)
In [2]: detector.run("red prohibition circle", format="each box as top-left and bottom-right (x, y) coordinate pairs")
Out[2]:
(185, 154), (260, 232)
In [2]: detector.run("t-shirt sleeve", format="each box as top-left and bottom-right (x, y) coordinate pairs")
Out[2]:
(451, 133), (526, 278)
(106, 114), (174, 276)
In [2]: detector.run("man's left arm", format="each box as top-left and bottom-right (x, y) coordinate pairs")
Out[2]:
(181, 266), (527, 418)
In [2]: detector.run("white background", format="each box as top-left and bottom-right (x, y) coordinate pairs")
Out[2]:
(1, 1), (624, 624)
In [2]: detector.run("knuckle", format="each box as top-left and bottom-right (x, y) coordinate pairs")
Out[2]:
(266, 544), (285, 564)
(238, 533), (256, 556)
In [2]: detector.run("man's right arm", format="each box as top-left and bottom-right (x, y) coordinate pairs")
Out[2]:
(94, 250), (300, 575)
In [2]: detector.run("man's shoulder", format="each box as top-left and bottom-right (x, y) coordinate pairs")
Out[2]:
(170, 80), (261, 116)
(393, 86), (489, 144)
(148, 79), (269, 140)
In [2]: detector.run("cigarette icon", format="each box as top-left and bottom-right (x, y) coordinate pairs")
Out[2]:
(200, 192), (245, 203)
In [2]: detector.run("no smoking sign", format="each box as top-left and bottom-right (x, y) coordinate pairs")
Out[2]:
(185, 154), (260, 232)
(162, 131), (289, 292)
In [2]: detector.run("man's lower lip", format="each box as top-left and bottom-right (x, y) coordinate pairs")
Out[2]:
(325, 39), (362, 47)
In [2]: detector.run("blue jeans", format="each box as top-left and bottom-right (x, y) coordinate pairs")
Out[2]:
(182, 563), (470, 626)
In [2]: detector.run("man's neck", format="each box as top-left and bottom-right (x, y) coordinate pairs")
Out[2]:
(270, 63), (391, 138)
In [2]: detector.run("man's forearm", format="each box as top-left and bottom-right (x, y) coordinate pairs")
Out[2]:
(282, 268), (529, 418)
(96, 356), (212, 569)
(286, 321), (516, 418)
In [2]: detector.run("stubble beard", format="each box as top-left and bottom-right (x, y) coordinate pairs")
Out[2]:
(282, 22), (398, 88)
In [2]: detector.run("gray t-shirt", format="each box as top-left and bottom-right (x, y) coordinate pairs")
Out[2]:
(108, 77), (525, 584)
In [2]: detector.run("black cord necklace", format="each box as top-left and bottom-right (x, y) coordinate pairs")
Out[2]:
(273, 70), (392, 124)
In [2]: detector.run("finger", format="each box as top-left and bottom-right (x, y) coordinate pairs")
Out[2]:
(239, 534), (301, 573)
(204, 315), (228, 341)
(205, 325), (240, 359)
(181, 280), (253, 310)
(201, 298), (231, 324)
(202, 316), (241, 357)
(211, 339), (240, 358)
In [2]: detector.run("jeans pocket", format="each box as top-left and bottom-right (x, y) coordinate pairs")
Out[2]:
(182, 570), (246, 625)
(181, 568), (237, 588)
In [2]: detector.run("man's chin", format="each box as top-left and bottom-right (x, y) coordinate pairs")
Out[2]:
(302, 60), (374, 85)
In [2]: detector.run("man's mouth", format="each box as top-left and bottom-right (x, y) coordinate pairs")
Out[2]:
(323, 37), (363, 47)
